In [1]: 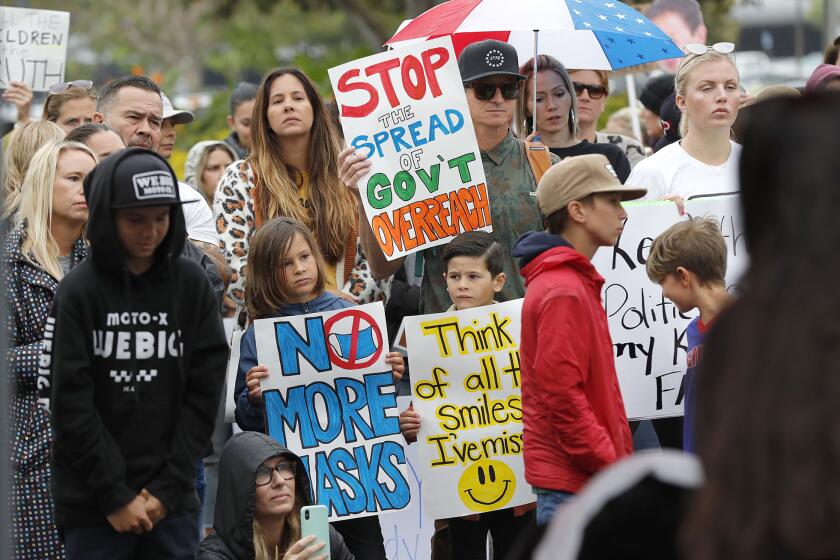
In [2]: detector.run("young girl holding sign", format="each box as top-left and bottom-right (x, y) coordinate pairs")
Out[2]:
(233, 216), (404, 560)
(400, 231), (536, 560)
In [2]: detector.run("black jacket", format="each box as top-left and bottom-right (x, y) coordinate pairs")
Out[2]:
(42, 148), (228, 528)
(197, 432), (354, 560)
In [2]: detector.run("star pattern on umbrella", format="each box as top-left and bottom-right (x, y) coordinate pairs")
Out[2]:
(566, 0), (683, 69)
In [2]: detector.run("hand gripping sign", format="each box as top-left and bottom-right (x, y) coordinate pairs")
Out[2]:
(329, 36), (491, 261)
(255, 302), (412, 520)
(404, 300), (533, 519)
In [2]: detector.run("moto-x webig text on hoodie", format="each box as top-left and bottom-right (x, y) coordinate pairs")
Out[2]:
(39, 148), (229, 529)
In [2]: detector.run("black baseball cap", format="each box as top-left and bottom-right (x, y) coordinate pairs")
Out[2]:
(640, 74), (676, 117)
(111, 149), (190, 209)
(458, 40), (525, 83)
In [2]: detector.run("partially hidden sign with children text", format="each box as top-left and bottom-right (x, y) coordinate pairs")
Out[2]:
(328, 36), (491, 261)
(255, 302), (412, 520)
(0, 7), (69, 91)
(405, 300), (532, 519)
(592, 195), (747, 420)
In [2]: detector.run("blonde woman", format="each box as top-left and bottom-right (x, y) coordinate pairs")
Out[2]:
(627, 43), (741, 209)
(3, 140), (97, 559)
(214, 67), (383, 326)
(3, 120), (66, 219)
(198, 432), (353, 560)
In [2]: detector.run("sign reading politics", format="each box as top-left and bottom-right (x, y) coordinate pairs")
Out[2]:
(405, 300), (532, 519)
(592, 196), (747, 420)
(0, 7), (69, 91)
(255, 302), (412, 520)
(329, 36), (491, 261)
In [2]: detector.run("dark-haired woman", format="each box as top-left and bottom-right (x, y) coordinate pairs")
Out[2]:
(682, 93), (840, 560)
(516, 55), (632, 183)
(214, 67), (384, 327)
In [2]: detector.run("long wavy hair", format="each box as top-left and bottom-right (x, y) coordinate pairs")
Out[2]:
(682, 93), (840, 559)
(248, 67), (355, 262)
(16, 141), (97, 280)
(3, 120), (65, 219)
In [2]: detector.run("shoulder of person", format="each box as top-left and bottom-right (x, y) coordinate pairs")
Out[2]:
(173, 254), (219, 288)
(53, 259), (97, 299)
(196, 533), (235, 560)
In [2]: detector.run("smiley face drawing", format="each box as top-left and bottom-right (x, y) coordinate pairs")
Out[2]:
(458, 460), (516, 512)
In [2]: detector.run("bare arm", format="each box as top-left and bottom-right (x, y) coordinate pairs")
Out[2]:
(339, 147), (406, 280)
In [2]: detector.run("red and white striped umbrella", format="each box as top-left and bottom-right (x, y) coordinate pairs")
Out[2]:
(387, 0), (682, 71)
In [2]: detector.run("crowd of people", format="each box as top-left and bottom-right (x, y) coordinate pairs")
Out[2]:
(4, 0), (840, 558)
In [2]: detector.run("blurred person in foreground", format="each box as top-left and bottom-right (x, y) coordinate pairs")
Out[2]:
(684, 92), (840, 559)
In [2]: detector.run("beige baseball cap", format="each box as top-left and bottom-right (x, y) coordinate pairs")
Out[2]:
(535, 154), (647, 217)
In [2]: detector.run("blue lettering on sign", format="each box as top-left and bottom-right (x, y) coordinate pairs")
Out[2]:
(264, 369), (410, 516)
(350, 108), (465, 159)
(306, 443), (410, 516)
(275, 317), (330, 375)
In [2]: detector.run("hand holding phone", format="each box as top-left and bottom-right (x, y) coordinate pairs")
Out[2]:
(298, 505), (330, 560)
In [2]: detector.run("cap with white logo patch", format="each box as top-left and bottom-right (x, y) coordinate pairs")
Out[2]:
(111, 149), (193, 208)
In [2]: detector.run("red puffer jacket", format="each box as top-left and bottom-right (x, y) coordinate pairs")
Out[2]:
(515, 233), (633, 493)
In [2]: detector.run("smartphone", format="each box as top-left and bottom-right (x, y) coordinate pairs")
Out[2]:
(300, 504), (330, 559)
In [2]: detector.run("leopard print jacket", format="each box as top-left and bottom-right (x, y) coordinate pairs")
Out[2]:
(213, 160), (389, 322)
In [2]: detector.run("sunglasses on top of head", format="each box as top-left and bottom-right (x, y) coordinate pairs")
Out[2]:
(683, 42), (736, 56)
(48, 80), (94, 94)
(572, 82), (608, 100)
(466, 80), (521, 101)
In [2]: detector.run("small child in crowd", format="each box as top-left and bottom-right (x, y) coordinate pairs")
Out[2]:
(400, 230), (535, 560)
(233, 216), (403, 560)
(646, 216), (731, 452)
(42, 148), (229, 558)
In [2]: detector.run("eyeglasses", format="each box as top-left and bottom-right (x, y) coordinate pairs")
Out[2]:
(683, 42), (735, 56)
(48, 80), (94, 94)
(467, 81), (521, 101)
(255, 461), (296, 486)
(572, 82), (608, 100)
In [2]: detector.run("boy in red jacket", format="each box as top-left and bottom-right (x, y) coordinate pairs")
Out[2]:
(511, 154), (646, 525)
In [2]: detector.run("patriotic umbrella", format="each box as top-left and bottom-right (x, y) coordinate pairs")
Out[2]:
(387, 0), (683, 72)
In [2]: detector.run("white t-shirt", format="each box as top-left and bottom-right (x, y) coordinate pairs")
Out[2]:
(178, 181), (218, 244)
(627, 140), (741, 201)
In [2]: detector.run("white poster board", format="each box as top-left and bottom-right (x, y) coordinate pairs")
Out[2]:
(592, 196), (747, 419)
(405, 300), (533, 519)
(255, 302), (412, 520)
(0, 7), (69, 91)
(329, 36), (490, 260)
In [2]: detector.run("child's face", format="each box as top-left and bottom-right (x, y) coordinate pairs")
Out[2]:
(280, 233), (319, 304)
(660, 269), (694, 314)
(444, 256), (505, 310)
(582, 193), (627, 247)
(113, 205), (170, 263)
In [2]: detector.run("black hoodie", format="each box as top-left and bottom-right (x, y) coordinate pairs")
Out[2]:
(198, 432), (354, 560)
(41, 148), (228, 528)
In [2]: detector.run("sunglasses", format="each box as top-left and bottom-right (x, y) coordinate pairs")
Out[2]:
(683, 42), (735, 56)
(48, 80), (94, 94)
(467, 81), (521, 101)
(255, 461), (297, 486)
(572, 82), (608, 100)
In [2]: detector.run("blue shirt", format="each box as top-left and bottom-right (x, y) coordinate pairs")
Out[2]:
(682, 316), (710, 453)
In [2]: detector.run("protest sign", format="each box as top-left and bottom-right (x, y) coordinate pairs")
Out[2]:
(404, 300), (532, 519)
(255, 302), (412, 520)
(328, 36), (490, 261)
(592, 195), (747, 420)
(0, 7), (69, 91)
